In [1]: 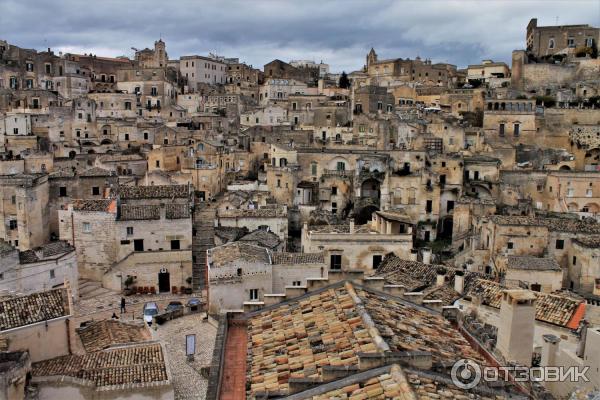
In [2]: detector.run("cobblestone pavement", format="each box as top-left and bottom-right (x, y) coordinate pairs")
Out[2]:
(70, 291), (204, 354)
(152, 313), (218, 400)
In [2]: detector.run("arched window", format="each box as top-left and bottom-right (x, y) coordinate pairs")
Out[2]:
(549, 39), (555, 49)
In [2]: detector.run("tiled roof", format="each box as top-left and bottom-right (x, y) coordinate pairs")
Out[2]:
(32, 343), (168, 388)
(209, 243), (271, 268)
(80, 167), (113, 177)
(308, 224), (375, 234)
(239, 229), (281, 249)
(375, 254), (445, 292)
(0, 239), (16, 256)
(466, 279), (582, 327)
(165, 203), (190, 219)
(117, 185), (189, 199)
(355, 287), (484, 365)
(218, 206), (287, 218)
(243, 282), (486, 397)
(119, 204), (160, 220)
(0, 289), (68, 331)
(490, 215), (600, 234)
(73, 199), (114, 212)
(214, 226), (248, 242)
(573, 236), (600, 248)
(19, 241), (75, 264)
(272, 252), (324, 265)
(77, 320), (148, 353)
(507, 256), (561, 271)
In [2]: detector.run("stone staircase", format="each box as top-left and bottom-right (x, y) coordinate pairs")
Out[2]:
(192, 203), (216, 293)
(78, 279), (114, 300)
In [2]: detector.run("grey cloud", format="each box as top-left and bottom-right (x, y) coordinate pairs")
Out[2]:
(0, 0), (597, 72)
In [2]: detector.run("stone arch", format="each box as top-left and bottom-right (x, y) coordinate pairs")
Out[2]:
(559, 165), (571, 170)
(360, 178), (381, 200)
(437, 215), (454, 239)
(100, 139), (113, 145)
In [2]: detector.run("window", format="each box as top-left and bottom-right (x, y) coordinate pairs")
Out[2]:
(507, 242), (514, 250)
(572, 256), (577, 265)
(499, 123), (505, 136)
(13, 128), (18, 135)
(548, 39), (555, 49)
(83, 222), (91, 233)
(311, 163), (317, 176)
(11, 195), (16, 204)
(156, 160), (160, 168)
(59, 187), (67, 197)
(513, 123), (520, 137)
(92, 187), (100, 196)
(124, 133), (129, 140)
(331, 186), (338, 195)
(9, 220), (17, 230)
(330, 254), (342, 270)
(567, 37), (575, 48)
(566, 188), (574, 197)
(447, 200), (455, 212)
(49, 269), (55, 279)
(586, 189), (593, 197)
(125, 102), (131, 110)
(126, 227), (134, 236)
(555, 239), (564, 249)
(336, 162), (345, 171)
(292, 281), (301, 286)
(426, 200), (432, 213)
(249, 289), (259, 301)
(331, 202), (337, 214)
(171, 240), (181, 250)
(373, 255), (383, 269)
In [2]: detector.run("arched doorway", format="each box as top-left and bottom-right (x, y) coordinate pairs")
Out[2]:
(158, 269), (170, 293)
(355, 205), (379, 225)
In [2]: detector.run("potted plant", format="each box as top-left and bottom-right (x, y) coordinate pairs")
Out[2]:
(123, 276), (135, 296)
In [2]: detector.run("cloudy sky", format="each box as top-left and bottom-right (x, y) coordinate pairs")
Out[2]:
(1, 0), (598, 72)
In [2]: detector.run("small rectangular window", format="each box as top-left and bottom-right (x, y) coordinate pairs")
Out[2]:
(49, 269), (55, 279)
(92, 187), (100, 196)
(83, 222), (91, 233)
(373, 255), (383, 269)
(126, 227), (134, 236)
(249, 289), (259, 301)
(330, 254), (342, 270)
(507, 242), (514, 249)
(59, 187), (67, 197)
(555, 239), (564, 250)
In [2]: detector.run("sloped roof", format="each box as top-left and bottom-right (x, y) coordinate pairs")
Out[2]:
(119, 204), (160, 220)
(507, 256), (561, 271)
(272, 252), (324, 265)
(76, 320), (148, 353)
(242, 282), (486, 397)
(0, 289), (69, 331)
(32, 343), (168, 388)
(19, 241), (75, 264)
(466, 279), (583, 327)
(208, 242), (271, 268)
(117, 184), (189, 199)
(239, 229), (281, 249)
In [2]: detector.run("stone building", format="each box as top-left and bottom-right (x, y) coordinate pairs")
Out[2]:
(526, 18), (599, 59)
(179, 54), (226, 89)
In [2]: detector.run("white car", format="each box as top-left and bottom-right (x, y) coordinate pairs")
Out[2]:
(143, 302), (159, 325)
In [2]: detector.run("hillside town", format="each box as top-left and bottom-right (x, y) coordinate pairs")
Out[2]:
(0, 15), (599, 400)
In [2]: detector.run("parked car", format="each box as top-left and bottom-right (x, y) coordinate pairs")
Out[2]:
(187, 297), (202, 312)
(166, 301), (183, 312)
(143, 302), (159, 325)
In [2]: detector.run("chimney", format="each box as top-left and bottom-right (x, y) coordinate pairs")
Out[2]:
(576, 320), (589, 358)
(496, 290), (536, 366)
(436, 267), (446, 287)
(409, 249), (418, 261)
(454, 270), (465, 294)
(421, 248), (432, 265)
(349, 220), (355, 234)
(541, 334), (561, 367)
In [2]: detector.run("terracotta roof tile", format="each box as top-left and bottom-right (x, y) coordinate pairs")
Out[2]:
(77, 320), (148, 353)
(32, 343), (168, 388)
(272, 253), (324, 265)
(0, 289), (68, 331)
(117, 185), (189, 199)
